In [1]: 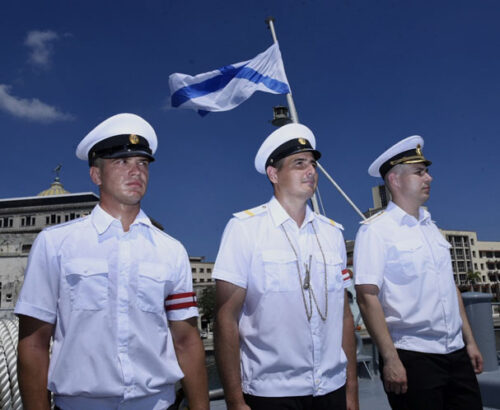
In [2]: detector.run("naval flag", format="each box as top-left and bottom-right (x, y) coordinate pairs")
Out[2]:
(167, 43), (290, 115)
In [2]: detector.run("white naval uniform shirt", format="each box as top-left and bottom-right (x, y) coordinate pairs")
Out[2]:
(354, 201), (464, 354)
(15, 205), (198, 410)
(213, 197), (351, 397)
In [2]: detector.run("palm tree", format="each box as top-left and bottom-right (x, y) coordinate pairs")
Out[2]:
(465, 270), (481, 291)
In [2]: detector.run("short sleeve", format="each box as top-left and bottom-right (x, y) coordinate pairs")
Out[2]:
(165, 244), (199, 321)
(212, 218), (251, 289)
(14, 230), (60, 324)
(353, 225), (386, 289)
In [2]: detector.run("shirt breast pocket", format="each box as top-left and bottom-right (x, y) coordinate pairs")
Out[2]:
(64, 258), (108, 310)
(137, 262), (171, 313)
(386, 240), (422, 284)
(262, 250), (300, 292)
(315, 252), (344, 292)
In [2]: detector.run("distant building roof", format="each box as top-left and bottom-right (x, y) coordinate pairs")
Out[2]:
(37, 177), (70, 196)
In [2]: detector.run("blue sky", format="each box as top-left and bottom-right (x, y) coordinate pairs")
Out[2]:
(1, 0), (500, 260)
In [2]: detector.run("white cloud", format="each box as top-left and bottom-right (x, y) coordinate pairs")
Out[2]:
(0, 84), (74, 123)
(24, 30), (59, 68)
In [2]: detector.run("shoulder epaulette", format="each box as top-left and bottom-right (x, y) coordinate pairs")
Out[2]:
(233, 204), (268, 220)
(360, 210), (384, 225)
(316, 213), (344, 230)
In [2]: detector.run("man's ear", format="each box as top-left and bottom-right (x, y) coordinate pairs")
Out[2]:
(387, 170), (399, 190)
(266, 165), (278, 184)
(89, 166), (102, 186)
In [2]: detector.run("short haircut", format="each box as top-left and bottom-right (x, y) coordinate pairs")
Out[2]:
(383, 163), (404, 193)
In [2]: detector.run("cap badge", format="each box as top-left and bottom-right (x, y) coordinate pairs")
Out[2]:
(298, 138), (307, 145)
(129, 134), (139, 144)
(416, 144), (422, 156)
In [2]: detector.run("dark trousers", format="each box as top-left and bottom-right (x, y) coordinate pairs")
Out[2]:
(379, 347), (482, 410)
(243, 385), (346, 410)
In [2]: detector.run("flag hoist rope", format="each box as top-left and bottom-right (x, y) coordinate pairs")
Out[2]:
(266, 17), (367, 221)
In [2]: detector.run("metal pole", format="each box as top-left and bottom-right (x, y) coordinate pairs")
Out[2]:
(265, 17), (364, 220)
(317, 163), (367, 220)
(266, 17), (299, 124)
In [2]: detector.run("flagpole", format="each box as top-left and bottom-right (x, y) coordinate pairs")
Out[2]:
(265, 17), (366, 221)
(266, 18), (299, 124)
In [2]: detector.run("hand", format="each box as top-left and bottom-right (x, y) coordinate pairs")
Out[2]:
(346, 382), (360, 410)
(383, 357), (408, 394)
(466, 342), (484, 374)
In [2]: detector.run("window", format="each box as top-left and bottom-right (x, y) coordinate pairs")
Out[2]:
(471, 238), (475, 245)
(0, 217), (13, 228)
(28, 215), (34, 226)
(483, 276), (486, 282)
(457, 261), (466, 272)
(486, 251), (493, 258)
(207, 268), (212, 274)
(474, 263), (478, 270)
(191, 268), (196, 273)
(22, 244), (32, 253)
(495, 251), (500, 258)
(472, 251), (476, 257)
(455, 249), (464, 258)
(199, 268), (205, 273)
(481, 263), (484, 270)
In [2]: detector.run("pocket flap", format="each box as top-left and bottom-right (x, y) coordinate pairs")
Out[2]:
(261, 250), (297, 263)
(64, 258), (108, 276)
(138, 262), (168, 282)
(316, 251), (343, 266)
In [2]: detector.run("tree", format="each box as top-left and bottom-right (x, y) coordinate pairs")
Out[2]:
(466, 270), (481, 285)
(198, 286), (216, 325)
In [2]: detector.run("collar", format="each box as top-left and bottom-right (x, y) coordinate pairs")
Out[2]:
(268, 196), (315, 228)
(91, 204), (153, 235)
(386, 201), (432, 227)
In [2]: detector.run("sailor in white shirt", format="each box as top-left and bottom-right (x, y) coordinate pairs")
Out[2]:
(354, 135), (483, 410)
(213, 123), (358, 410)
(15, 113), (209, 410)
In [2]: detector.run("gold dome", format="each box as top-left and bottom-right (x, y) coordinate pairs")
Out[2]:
(37, 177), (70, 196)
